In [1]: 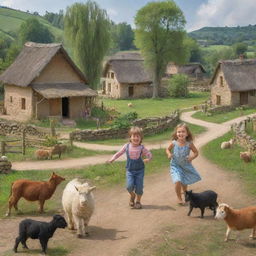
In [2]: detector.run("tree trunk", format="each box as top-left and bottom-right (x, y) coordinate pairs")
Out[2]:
(152, 69), (160, 98)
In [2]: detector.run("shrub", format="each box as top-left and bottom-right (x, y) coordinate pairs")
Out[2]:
(111, 112), (138, 129)
(43, 135), (59, 147)
(91, 106), (109, 120)
(168, 74), (189, 97)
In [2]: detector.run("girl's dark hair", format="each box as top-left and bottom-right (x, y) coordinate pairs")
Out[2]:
(171, 123), (193, 142)
(128, 126), (143, 144)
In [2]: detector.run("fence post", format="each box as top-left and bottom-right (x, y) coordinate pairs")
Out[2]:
(1, 141), (5, 155)
(22, 129), (26, 155)
(50, 119), (56, 137)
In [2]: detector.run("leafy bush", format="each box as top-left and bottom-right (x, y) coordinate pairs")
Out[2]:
(168, 74), (189, 98)
(43, 135), (59, 147)
(111, 112), (138, 129)
(91, 106), (110, 120)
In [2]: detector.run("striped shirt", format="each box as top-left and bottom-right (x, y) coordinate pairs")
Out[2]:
(110, 143), (152, 162)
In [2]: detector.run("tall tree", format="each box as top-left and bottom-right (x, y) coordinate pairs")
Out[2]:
(19, 18), (54, 44)
(64, 1), (110, 89)
(135, 1), (186, 98)
(115, 22), (135, 51)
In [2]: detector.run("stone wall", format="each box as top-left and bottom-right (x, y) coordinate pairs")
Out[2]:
(231, 116), (256, 154)
(0, 120), (48, 138)
(70, 111), (179, 141)
(0, 156), (12, 174)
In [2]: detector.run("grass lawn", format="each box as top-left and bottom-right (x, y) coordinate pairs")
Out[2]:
(202, 131), (256, 196)
(0, 148), (168, 217)
(101, 92), (209, 119)
(85, 123), (207, 146)
(192, 107), (256, 123)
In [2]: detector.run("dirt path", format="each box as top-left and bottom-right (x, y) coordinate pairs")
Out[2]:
(1, 112), (256, 255)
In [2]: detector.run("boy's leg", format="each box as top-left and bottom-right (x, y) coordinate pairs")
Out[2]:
(134, 170), (144, 208)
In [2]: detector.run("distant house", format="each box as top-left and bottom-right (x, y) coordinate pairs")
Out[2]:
(165, 63), (206, 79)
(101, 52), (153, 99)
(0, 42), (97, 121)
(210, 58), (256, 106)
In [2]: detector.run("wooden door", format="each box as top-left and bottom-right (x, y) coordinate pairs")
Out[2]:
(128, 86), (134, 97)
(240, 92), (248, 105)
(216, 95), (221, 105)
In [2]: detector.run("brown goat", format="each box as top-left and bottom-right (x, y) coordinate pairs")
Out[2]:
(50, 144), (67, 159)
(6, 172), (65, 216)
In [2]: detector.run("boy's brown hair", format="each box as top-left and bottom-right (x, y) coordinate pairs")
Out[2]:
(129, 126), (143, 144)
(171, 123), (193, 142)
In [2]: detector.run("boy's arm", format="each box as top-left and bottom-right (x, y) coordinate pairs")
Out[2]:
(166, 142), (174, 159)
(107, 144), (126, 163)
(142, 147), (152, 163)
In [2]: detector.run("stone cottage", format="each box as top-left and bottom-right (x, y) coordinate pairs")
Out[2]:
(210, 58), (256, 106)
(101, 52), (153, 99)
(165, 62), (206, 79)
(0, 42), (97, 121)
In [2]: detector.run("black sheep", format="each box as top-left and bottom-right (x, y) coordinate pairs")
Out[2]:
(185, 190), (218, 218)
(13, 214), (67, 254)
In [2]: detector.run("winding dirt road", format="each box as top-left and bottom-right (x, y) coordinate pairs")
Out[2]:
(1, 112), (255, 256)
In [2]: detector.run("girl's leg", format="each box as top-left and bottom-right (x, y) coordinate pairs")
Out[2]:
(175, 181), (183, 203)
(134, 170), (144, 208)
(126, 170), (135, 206)
(181, 184), (188, 193)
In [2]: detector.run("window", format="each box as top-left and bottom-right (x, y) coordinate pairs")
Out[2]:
(21, 98), (26, 110)
(108, 83), (111, 92)
(249, 90), (256, 96)
(111, 72), (114, 79)
(220, 76), (224, 87)
(10, 96), (13, 103)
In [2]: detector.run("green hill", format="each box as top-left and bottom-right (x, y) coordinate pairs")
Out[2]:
(0, 6), (63, 41)
(189, 25), (256, 46)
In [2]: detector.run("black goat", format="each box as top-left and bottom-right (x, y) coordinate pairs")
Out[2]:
(13, 214), (67, 254)
(185, 190), (218, 218)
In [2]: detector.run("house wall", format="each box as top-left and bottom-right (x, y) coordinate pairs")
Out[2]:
(34, 93), (50, 119)
(103, 68), (121, 98)
(211, 70), (232, 105)
(33, 52), (84, 84)
(4, 84), (33, 120)
(69, 97), (85, 119)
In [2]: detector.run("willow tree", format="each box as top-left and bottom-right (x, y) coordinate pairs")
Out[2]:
(135, 1), (187, 98)
(64, 1), (110, 89)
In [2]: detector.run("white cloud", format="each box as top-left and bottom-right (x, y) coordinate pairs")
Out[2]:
(190, 0), (256, 31)
(106, 8), (118, 17)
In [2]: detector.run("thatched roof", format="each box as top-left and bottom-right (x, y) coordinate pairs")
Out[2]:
(0, 42), (88, 86)
(32, 83), (97, 99)
(103, 51), (152, 84)
(210, 59), (256, 91)
(177, 63), (206, 74)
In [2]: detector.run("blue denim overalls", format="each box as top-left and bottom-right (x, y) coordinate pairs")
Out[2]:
(125, 143), (145, 195)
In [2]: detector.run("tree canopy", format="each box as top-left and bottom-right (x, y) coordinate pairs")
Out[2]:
(64, 1), (111, 89)
(135, 0), (187, 98)
(19, 18), (54, 44)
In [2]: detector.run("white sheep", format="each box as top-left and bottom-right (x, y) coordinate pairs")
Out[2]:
(128, 102), (133, 107)
(62, 178), (96, 238)
(220, 139), (234, 149)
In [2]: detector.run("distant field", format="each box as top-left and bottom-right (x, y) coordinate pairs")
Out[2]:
(0, 7), (63, 40)
(101, 92), (210, 118)
(201, 45), (231, 53)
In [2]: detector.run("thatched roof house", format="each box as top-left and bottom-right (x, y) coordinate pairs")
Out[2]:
(0, 42), (97, 120)
(101, 51), (153, 99)
(166, 63), (206, 79)
(210, 58), (256, 106)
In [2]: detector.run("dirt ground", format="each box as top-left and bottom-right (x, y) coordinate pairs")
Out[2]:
(1, 112), (256, 256)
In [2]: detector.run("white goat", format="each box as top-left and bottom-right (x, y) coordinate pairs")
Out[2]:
(221, 139), (235, 149)
(62, 178), (96, 238)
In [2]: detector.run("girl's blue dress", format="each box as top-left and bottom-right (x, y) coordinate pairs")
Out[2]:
(170, 140), (201, 185)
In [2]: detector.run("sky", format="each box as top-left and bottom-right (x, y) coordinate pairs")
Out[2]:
(0, 0), (256, 31)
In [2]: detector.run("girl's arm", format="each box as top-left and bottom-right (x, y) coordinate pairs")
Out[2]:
(107, 144), (127, 163)
(142, 147), (152, 163)
(188, 143), (199, 162)
(166, 142), (174, 159)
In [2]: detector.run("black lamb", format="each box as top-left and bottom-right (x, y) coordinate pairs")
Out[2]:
(185, 190), (218, 218)
(13, 214), (67, 254)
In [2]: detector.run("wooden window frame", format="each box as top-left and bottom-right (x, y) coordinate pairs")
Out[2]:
(21, 98), (26, 110)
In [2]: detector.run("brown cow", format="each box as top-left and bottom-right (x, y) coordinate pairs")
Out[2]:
(6, 172), (65, 216)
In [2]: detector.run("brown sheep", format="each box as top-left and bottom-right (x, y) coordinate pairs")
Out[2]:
(6, 172), (65, 216)
(240, 151), (252, 163)
(49, 144), (67, 159)
(215, 203), (256, 241)
(35, 149), (51, 160)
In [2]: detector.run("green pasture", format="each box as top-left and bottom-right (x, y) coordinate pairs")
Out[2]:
(101, 92), (210, 119)
(192, 107), (256, 123)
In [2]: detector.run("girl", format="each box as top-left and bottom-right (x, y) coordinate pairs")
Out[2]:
(107, 126), (152, 209)
(166, 123), (201, 205)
